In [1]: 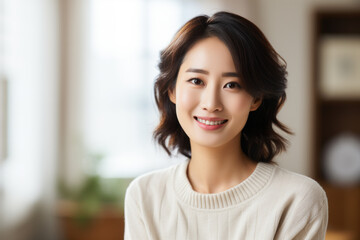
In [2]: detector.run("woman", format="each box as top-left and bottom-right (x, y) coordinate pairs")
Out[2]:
(124, 11), (328, 239)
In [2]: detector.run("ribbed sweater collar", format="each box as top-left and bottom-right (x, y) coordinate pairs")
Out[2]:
(173, 159), (274, 210)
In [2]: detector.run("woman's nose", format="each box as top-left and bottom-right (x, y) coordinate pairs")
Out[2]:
(200, 86), (223, 112)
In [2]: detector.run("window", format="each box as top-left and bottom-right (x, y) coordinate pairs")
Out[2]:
(82, 0), (206, 177)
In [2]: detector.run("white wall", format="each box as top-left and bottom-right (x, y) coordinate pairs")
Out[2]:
(0, 0), (60, 239)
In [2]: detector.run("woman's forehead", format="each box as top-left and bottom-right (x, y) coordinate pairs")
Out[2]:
(180, 37), (237, 73)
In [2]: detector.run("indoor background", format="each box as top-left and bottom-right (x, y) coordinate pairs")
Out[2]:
(0, 0), (359, 239)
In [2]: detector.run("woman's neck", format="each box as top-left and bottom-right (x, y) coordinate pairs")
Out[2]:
(187, 140), (257, 194)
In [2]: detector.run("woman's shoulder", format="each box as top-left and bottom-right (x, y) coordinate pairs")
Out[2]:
(125, 160), (186, 198)
(262, 164), (329, 238)
(272, 164), (326, 199)
(266, 163), (328, 215)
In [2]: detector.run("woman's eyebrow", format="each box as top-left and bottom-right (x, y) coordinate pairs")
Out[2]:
(222, 72), (240, 77)
(186, 68), (239, 77)
(186, 68), (209, 75)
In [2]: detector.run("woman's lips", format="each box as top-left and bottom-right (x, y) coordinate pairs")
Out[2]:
(194, 116), (228, 130)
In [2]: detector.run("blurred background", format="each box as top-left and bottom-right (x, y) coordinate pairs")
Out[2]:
(0, 0), (359, 239)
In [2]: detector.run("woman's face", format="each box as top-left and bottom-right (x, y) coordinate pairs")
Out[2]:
(169, 37), (261, 149)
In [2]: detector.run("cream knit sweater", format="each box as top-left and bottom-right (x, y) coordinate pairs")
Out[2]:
(124, 160), (328, 240)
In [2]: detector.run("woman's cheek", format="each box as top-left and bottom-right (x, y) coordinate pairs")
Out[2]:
(178, 88), (199, 109)
(227, 95), (253, 113)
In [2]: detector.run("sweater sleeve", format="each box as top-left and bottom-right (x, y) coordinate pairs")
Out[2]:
(294, 202), (328, 240)
(124, 182), (149, 240)
(291, 199), (328, 240)
(277, 180), (329, 240)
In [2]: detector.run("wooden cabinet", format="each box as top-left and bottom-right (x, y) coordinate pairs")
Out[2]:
(313, 10), (360, 239)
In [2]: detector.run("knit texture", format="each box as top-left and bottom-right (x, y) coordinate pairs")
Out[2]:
(124, 160), (328, 240)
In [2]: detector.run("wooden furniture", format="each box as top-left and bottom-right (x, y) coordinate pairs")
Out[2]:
(58, 201), (124, 240)
(326, 230), (356, 240)
(313, 9), (360, 239)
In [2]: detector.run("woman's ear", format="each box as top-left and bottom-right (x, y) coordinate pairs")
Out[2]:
(168, 88), (176, 104)
(250, 97), (262, 111)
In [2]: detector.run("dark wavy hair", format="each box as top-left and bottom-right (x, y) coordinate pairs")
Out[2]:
(153, 11), (292, 163)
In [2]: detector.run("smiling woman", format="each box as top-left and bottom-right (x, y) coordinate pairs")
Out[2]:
(124, 11), (328, 240)
(169, 37), (261, 152)
(154, 13), (289, 163)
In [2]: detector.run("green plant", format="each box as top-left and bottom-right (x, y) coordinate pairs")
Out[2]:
(58, 152), (126, 226)
(59, 176), (125, 226)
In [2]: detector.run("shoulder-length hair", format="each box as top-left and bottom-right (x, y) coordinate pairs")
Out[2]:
(153, 11), (292, 163)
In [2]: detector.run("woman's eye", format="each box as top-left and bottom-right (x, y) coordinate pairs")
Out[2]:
(189, 78), (203, 85)
(224, 82), (241, 89)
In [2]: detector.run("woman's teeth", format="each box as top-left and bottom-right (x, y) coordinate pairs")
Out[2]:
(196, 118), (227, 126)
